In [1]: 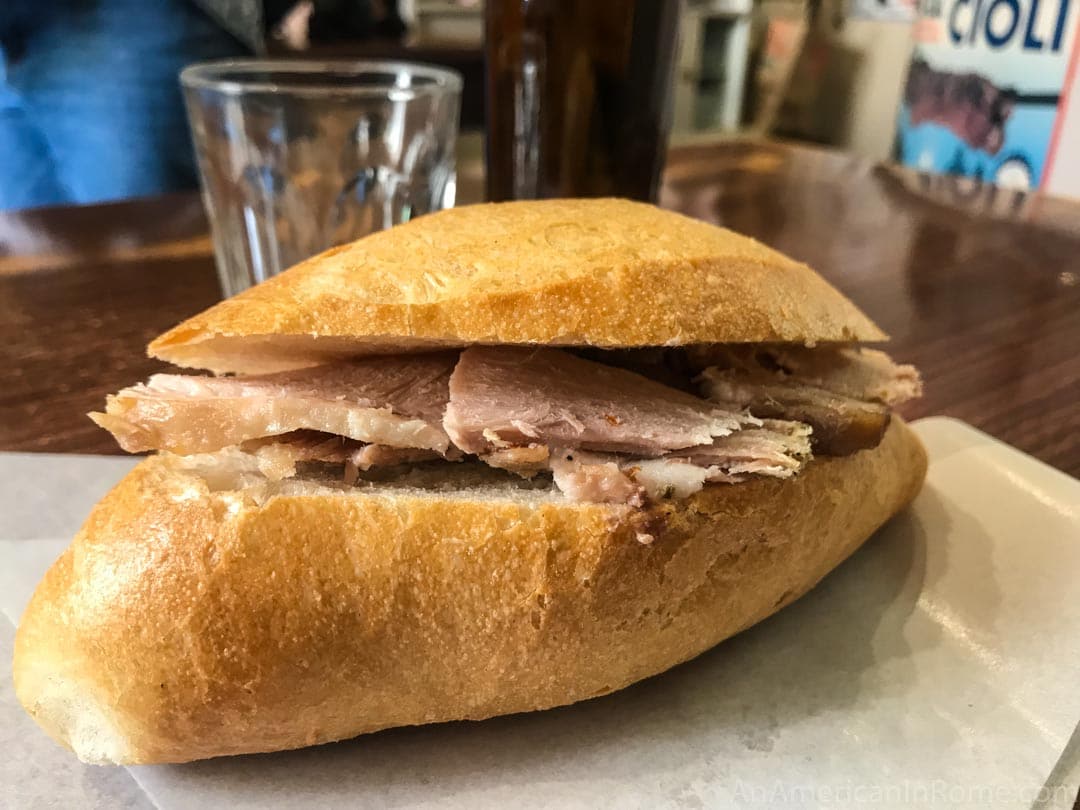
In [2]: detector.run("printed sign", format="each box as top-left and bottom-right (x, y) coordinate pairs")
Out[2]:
(896, 0), (1080, 195)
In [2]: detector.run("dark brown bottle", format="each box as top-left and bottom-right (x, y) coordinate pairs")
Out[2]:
(485, 0), (680, 202)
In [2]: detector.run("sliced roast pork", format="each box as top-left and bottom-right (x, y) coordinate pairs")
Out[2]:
(688, 345), (922, 404)
(87, 343), (920, 506)
(672, 421), (813, 476)
(90, 353), (457, 456)
(547, 421), (811, 507)
(549, 451), (646, 507)
(697, 370), (890, 456)
(240, 431), (447, 480)
(444, 347), (754, 457)
(765, 345), (922, 405)
(692, 345), (921, 455)
(444, 347), (812, 503)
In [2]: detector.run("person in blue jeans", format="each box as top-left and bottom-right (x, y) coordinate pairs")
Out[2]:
(0, 0), (248, 211)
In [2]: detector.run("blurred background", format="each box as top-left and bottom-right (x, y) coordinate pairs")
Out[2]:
(3, 0), (1075, 212)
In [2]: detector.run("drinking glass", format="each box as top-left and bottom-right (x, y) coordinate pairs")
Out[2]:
(181, 60), (462, 296)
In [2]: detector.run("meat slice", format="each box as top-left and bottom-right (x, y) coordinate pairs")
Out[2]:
(241, 432), (447, 481)
(90, 353), (457, 456)
(674, 421), (812, 476)
(765, 346), (922, 405)
(243, 432), (355, 479)
(546, 420), (810, 506)
(623, 459), (714, 501)
(550, 452), (739, 506)
(549, 451), (646, 507)
(483, 444), (551, 475)
(444, 347), (754, 457)
(241, 433), (354, 480)
(688, 345), (922, 406)
(351, 444), (448, 470)
(697, 369), (890, 456)
(444, 347), (812, 505)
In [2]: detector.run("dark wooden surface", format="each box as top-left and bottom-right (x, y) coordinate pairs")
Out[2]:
(2, 140), (1079, 475)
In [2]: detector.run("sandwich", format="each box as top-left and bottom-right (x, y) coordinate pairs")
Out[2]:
(13, 198), (927, 764)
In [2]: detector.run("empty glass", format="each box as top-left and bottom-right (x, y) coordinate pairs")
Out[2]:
(181, 60), (462, 296)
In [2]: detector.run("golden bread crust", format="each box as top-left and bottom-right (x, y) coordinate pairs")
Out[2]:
(149, 199), (886, 373)
(14, 419), (925, 763)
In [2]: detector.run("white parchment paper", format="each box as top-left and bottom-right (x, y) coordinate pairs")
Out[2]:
(1, 419), (1078, 809)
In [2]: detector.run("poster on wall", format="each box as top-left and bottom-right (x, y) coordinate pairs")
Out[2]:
(895, 0), (1080, 197)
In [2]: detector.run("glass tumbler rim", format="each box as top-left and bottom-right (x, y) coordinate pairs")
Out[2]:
(180, 58), (463, 100)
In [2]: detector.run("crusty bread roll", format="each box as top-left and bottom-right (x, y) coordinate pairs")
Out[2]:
(148, 198), (886, 374)
(14, 198), (927, 764)
(14, 420), (925, 765)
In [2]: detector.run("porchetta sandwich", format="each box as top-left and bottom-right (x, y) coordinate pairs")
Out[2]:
(14, 199), (926, 764)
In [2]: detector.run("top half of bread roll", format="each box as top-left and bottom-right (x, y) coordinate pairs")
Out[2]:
(148, 198), (887, 375)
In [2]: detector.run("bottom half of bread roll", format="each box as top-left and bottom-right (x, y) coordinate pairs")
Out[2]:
(13, 419), (927, 764)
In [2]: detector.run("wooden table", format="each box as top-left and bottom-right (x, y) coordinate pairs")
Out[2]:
(2, 140), (1079, 475)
